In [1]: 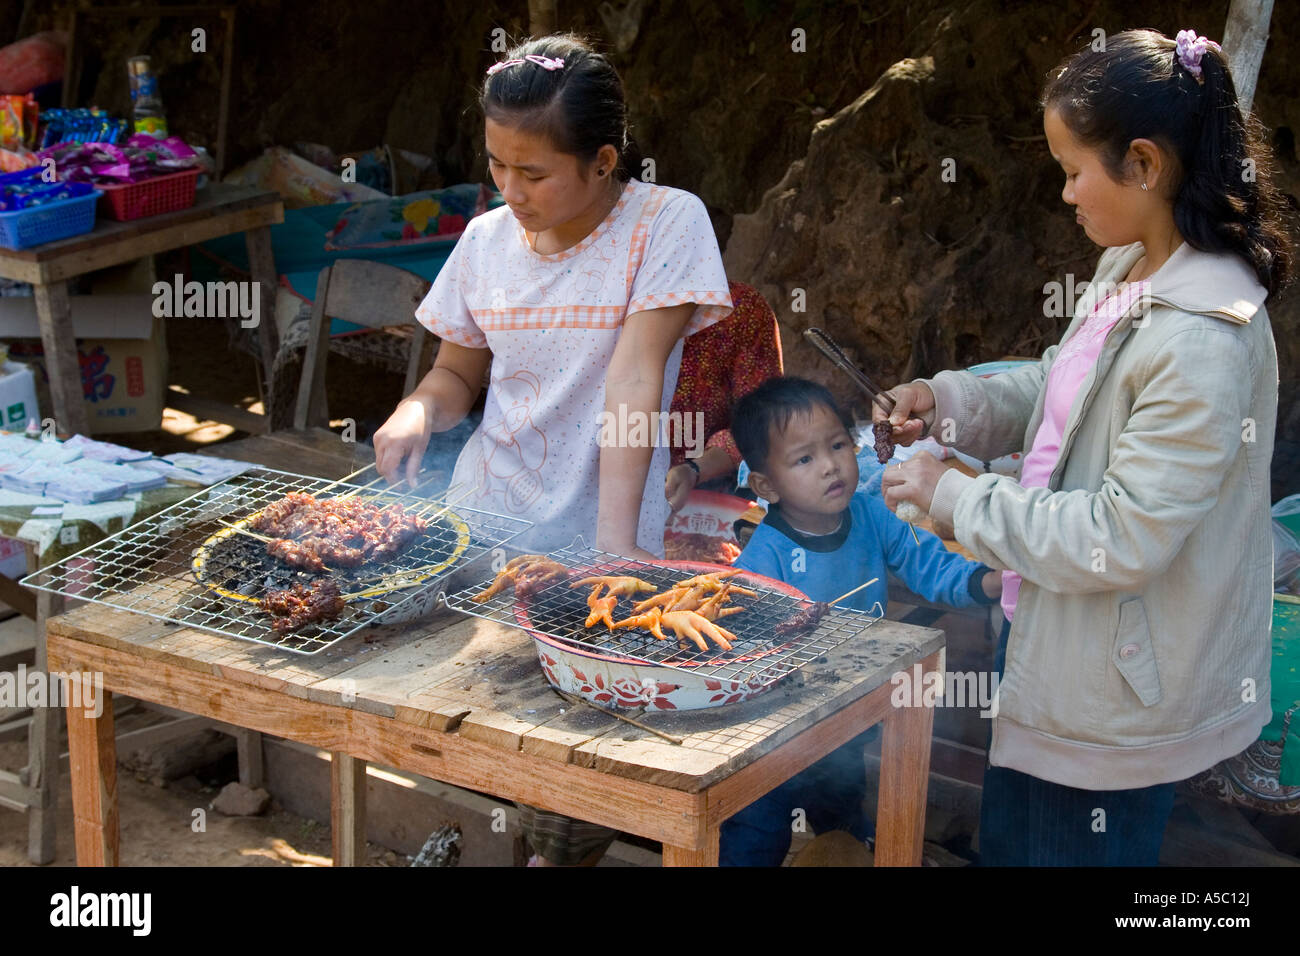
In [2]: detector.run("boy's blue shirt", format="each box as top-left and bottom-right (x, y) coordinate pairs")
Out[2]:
(733, 492), (995, 613)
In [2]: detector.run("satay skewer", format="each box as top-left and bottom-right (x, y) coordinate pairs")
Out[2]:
(417, 483), (477, 523)
(554, 690), (684, 745)
(828, 577), (879, 608)
(337, 472), (391, 499)
(217, 519), (271, 543)
(408, 481), (466, 515)
(315, 462), (382, 496)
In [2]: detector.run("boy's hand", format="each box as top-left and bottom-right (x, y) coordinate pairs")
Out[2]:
(873, 382), (937, 447)
(981, 570), (1002, 600)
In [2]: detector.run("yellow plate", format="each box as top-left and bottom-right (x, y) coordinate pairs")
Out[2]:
(191, 507), (471, 605)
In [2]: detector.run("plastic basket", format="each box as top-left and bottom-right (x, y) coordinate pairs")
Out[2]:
(97, 167), (201, 221)
(0, 189), (101, 250)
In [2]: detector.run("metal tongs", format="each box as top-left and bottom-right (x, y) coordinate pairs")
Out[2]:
(803, 326), (924, 543)
(802, 327), (898, 419)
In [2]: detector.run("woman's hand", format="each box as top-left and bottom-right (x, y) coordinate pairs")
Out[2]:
(664, 463), (699, 513)
(881, 452), (949, 533)
(374, 396), (434, 487)
(374, 342), (490, 487)
(872, 382), (937, 447)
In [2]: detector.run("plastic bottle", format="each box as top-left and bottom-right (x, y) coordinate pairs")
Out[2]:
(126, 55), (168, 138)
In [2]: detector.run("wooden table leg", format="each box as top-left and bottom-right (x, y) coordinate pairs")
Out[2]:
(235, 728), (265, 789)
(244, 225), (281, 424)
(33, 280), (90, 436)
(26, 588), (65, 864)
(874, 650), (938, 866)
(66, 686), (117, 866)
(662, 826), (720, 867)
(330, 752), (366, 867)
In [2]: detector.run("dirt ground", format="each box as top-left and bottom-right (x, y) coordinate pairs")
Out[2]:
(121, 313), (408, 456)
(0, 740), (405, 867)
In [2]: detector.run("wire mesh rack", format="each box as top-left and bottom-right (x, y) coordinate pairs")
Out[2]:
(443, 542), (885, 687)
(21, 466), (531, 655)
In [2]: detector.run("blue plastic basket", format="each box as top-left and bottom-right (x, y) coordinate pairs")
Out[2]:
(0, 189), (102, 250)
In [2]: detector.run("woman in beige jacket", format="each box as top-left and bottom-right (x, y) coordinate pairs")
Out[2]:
(881, 29), (1292, 865)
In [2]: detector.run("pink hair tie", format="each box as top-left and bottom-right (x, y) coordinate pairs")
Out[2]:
(1174, 29), (1221, 79)
(486, 54), (565, 77)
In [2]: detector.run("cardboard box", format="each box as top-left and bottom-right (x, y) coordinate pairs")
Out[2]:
(0, 360), (38, 431)
(0, 294), (167, 434)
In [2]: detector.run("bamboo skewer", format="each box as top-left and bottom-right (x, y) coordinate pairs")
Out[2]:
(828, 577), (879, 608)
(315, 462), (380, 496)
(420, 483), (477, 522)
(555, 690), (684, 745)
(338, 472), (390, 498)
(407, 481), (465, 518)
(218, 519), (270, 543)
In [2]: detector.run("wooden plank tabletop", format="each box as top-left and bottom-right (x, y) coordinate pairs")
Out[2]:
(45, 582), (943, 794)
(0, 184), (284, 285)
(0, 185), (280, 263)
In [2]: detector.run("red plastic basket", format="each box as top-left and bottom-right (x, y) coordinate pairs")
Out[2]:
(97, 167), (201, 221)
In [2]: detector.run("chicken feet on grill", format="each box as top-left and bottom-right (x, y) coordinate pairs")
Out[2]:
(569, 575), (657, 598)
(471, 555), (566, 603)
(583, 583), (620, 631)
(659, 610), (737, 651)
(611, 607), (666, 640)
(673, 570), (758, 597)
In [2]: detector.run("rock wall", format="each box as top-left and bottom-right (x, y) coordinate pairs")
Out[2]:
(17, 0), (1300, 494)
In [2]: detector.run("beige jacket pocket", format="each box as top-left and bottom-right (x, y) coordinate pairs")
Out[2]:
(1112, 598), (1162, 707)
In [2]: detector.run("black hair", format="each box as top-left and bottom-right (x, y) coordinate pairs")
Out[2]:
(1042, 28), (1293, 296)
(481, 34), (642, 182)
(731, 377), (853, 473)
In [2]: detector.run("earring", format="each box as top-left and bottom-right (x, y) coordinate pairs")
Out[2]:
(1141, 182), (1148, 191)
(598, 169), (606, 177)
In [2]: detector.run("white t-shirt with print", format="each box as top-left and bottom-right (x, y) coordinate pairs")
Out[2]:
(414, 178), (732, 554)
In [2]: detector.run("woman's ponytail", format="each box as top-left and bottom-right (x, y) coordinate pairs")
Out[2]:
(1174, 45), (1291, 295)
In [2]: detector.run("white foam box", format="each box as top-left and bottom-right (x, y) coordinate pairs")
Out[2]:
(0, 360), (39, 432)
(0, 295), (167, 434)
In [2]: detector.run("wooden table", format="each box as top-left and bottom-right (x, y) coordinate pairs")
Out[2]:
(0, 185), (284, 435)
(46, 592), (944, 866)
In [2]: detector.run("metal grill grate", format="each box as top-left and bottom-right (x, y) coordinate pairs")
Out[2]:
(443, 542), (885, 686)
(21, 467), (531, 654)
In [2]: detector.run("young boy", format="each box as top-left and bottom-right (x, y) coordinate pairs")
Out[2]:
(723, 376), (1000, 866)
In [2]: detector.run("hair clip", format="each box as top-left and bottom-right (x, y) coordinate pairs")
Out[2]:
(486, 54), (566, 77)
(1174, 29), (1221, 79)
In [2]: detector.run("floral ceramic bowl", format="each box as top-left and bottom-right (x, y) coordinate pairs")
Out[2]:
(516, 560), (807, 711)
